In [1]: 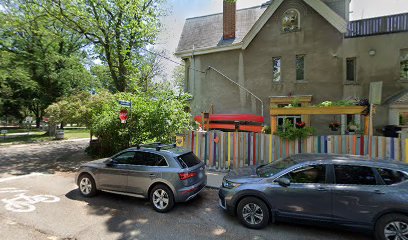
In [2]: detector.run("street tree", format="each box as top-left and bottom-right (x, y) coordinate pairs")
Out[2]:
(38, 0), (165, 92)
(0, 0), (93, 126)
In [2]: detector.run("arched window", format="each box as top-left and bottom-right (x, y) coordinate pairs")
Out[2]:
(282, 9), (300, 32)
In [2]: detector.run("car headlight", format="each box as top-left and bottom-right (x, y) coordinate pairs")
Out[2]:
(222, 179), (241, 189)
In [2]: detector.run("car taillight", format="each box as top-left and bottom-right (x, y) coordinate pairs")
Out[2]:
(178, 172), (197, 180)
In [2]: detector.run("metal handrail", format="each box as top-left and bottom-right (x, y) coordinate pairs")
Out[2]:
(207, 66), (264, 117)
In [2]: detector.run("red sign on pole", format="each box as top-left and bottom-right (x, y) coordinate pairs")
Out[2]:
(119, 109), (128, 123)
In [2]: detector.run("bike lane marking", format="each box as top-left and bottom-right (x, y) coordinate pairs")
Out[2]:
(0, 188), (28, 193)
(2, 193), (61, 213)
(0, 182), (60, 213)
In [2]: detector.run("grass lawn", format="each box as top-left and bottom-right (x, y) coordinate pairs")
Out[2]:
(0, 128), (90, 145)
(64, 129), (90, 139)
(2, 128), (43, 134)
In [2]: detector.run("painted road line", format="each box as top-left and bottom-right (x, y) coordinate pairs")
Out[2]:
(0, 188), (28, 193)
(0, 173), (45, 183)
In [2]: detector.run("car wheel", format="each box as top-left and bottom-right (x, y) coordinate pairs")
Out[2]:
(150, 184), (174, 213)
(237, 197), (270, 229)
(78, 174), (97, 197)
(375, 213), (408, 240)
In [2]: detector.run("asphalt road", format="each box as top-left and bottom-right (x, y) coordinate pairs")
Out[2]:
(0, 140), (373, 240)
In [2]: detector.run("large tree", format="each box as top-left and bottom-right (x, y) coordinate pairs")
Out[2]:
(0, 0), (93, 126)
(38, 0), (164, 92)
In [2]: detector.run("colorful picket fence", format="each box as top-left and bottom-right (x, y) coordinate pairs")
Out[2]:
(182, 131), (405, 170)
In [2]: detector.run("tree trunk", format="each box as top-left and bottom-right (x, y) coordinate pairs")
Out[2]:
(36, 116), (41, 128)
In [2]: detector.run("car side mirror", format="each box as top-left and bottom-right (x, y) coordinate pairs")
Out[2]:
(276, 177), (291, 187)
(106, 160), (116, 167)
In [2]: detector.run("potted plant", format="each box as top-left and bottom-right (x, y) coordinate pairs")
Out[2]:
(347, 122), (360, 134)
(329, 122), (341, 131)
(296, 121), (306, 129)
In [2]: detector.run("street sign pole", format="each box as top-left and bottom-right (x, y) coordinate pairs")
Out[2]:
(129, 101), (132, 147)
(118, 100), (132, 147)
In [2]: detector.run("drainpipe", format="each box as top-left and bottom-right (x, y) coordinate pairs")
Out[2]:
(207, 66), (264, 118)
(192, 45), (195, 95)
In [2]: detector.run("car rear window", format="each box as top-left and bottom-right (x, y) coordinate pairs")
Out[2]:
(177, 152), (201, 168)
(377, 168), (408, 185)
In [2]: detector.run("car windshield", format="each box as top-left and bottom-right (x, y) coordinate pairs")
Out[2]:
(256, 157), (297, 177)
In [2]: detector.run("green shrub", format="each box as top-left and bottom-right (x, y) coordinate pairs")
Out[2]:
(277, 119), (314, 141)
(46, 90), (192, 156)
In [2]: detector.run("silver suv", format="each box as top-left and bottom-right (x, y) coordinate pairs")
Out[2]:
(75, 143), (207, 212)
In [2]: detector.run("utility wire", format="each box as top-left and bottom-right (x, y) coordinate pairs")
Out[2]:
(139, 47), (206, 74)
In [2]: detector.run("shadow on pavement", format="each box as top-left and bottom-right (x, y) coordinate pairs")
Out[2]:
(0, 140), (94, 176)
(65, 188), (220, 240)
(64, 188), (371, 240)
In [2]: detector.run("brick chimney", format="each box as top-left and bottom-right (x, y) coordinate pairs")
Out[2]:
(223, 0), (236, 40)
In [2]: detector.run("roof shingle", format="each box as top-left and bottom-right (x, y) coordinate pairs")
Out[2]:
(176, 5), (267, 54)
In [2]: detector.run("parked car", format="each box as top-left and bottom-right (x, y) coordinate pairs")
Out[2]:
(219, 153), (408, 240)
(75, 143), (207, 212)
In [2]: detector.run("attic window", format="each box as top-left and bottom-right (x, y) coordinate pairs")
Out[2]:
(282, 9), (300, 33)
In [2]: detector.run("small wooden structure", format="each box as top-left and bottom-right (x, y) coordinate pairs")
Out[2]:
(270, 106), (369, 135)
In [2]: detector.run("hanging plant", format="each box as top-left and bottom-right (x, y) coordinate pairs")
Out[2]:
(277, 119), (315, 141)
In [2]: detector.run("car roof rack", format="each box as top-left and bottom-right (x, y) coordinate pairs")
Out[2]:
(136, 143), (176, 151)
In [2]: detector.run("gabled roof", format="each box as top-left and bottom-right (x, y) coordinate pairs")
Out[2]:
(175, 0), (347, 58)
(175, 5), (267, 56)
(385, 90), (408, 105)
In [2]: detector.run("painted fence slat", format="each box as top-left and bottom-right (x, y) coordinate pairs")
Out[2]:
(182, 131), (405, 170)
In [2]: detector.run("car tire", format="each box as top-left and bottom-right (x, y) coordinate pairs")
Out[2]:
(150, 184), (175, 213)
(375, 213), (408, 240)
(78, 173), (97, 197)
(237, 197), (270, 229)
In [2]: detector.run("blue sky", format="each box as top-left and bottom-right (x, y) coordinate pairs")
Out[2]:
(156, 0), (408, 77)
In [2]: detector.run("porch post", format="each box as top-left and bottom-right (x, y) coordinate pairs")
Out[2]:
(271, 116), (277, 134)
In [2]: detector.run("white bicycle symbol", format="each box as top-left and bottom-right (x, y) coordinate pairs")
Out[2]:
(2, 193), (60, 213)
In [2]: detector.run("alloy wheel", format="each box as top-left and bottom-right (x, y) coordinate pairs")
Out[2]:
(152, 189), (169, 210)
(242, 203), (264, 225)
(384, 221), (408, 240)
(80, 177), (92, 195)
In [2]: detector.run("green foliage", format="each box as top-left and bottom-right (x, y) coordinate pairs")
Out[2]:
(317, 100), (355, 107)
(291, 98), (301, 107)
(277, 120), (314, 141)
(37, 0), (165, 92)
(45, 90), (192, 155)
(0, 0), (93, 124)
(262, 126), (271, 134)
(171, 65), (185, 96)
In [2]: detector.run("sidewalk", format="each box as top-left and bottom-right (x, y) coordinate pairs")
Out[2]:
(206, 171), (226, 188)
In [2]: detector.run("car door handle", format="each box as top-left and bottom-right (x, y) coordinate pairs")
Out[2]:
(149, 174), (156, 177)
(317, 187), (328, 192)
(374, 189), (385, 194)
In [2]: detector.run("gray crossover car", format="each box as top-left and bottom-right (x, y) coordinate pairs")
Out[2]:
(75, 143), (207, 212)
(219, 154), (408, 240)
